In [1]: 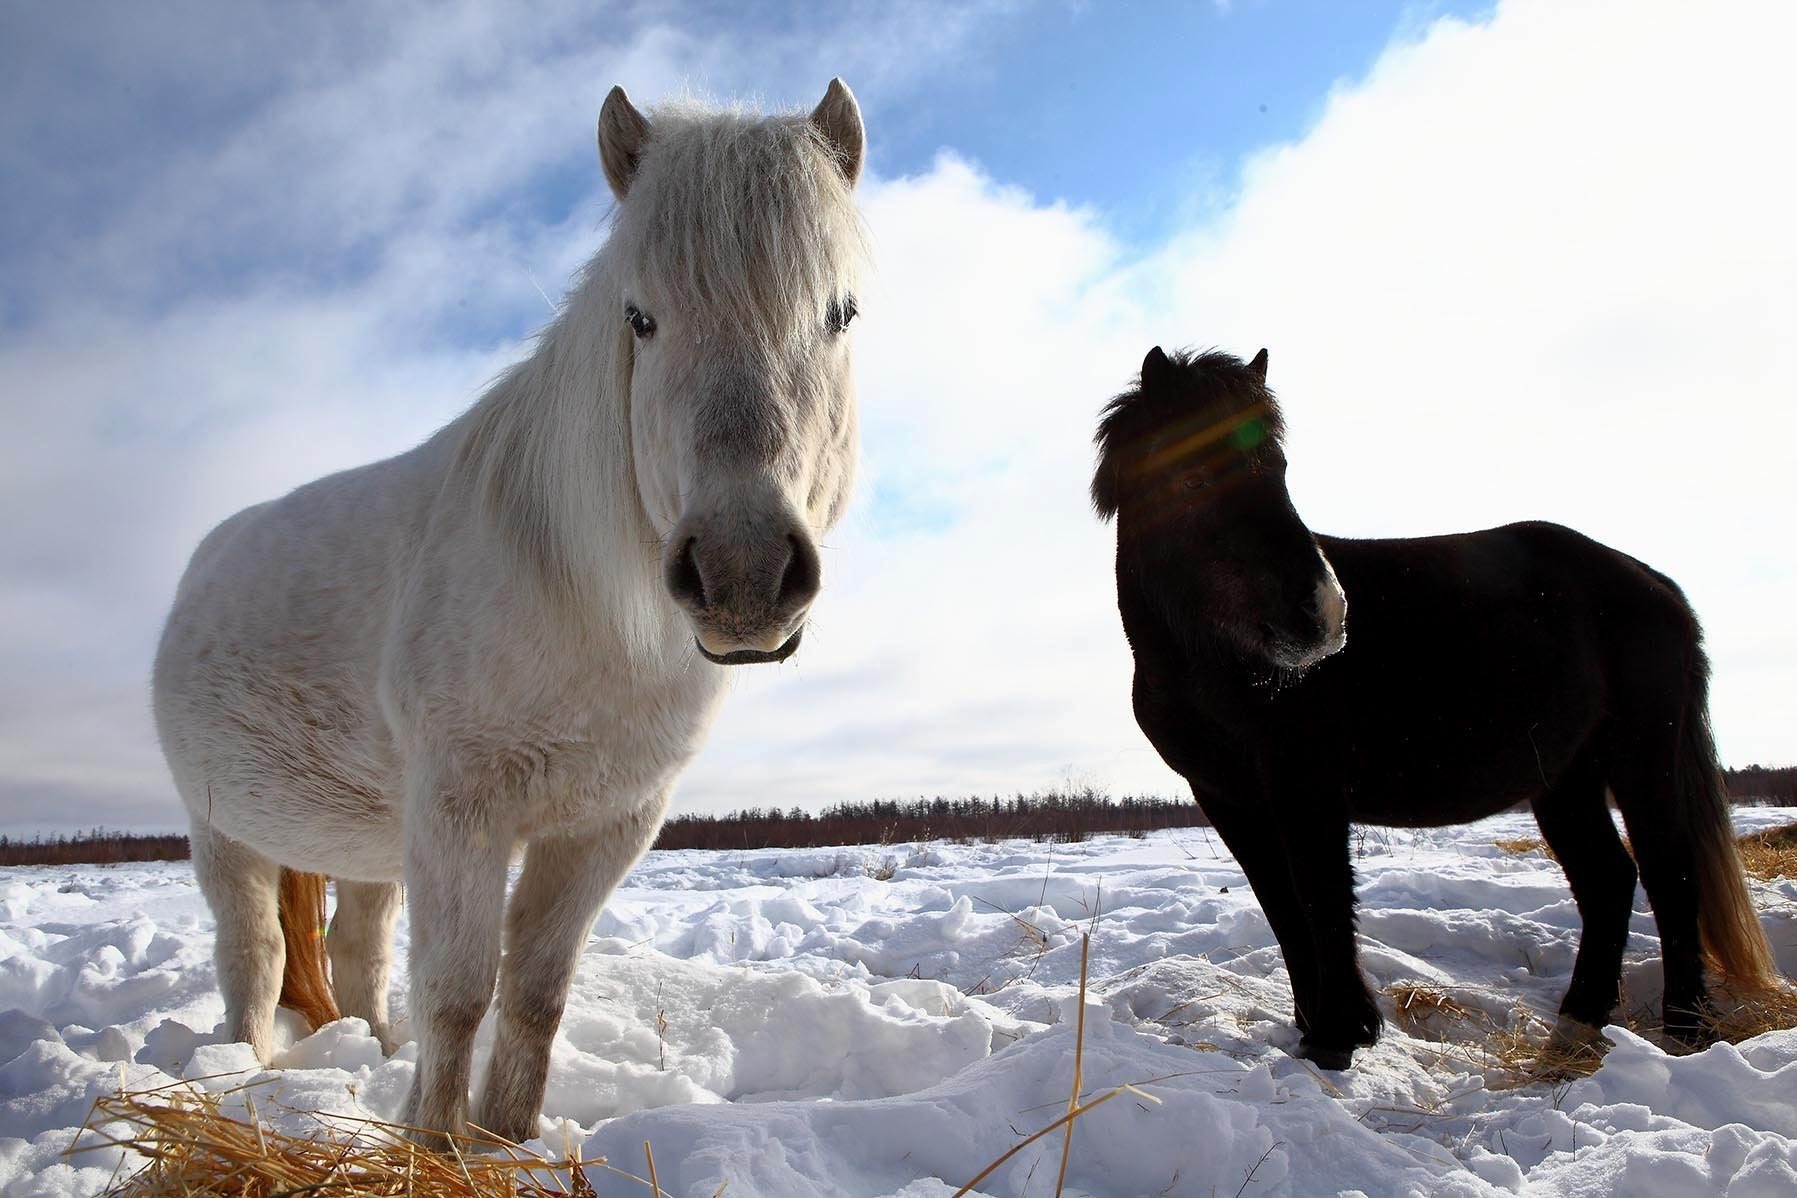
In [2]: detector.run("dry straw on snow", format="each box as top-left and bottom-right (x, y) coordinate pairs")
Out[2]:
(72, 937), (1151, 1198)
(1736, 821), (1797, 881)
(1384, 976), (1797, 1090)
(69, 1076), (618, 1197)
(1492, 836), (1554, 860)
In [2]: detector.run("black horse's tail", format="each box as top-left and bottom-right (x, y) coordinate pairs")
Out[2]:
(1675, 667), (1778, 988)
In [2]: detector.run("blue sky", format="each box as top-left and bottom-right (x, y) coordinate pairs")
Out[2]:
(0, 2), (1490, 327)
(1, 1), (1792, 832)
(868, 1), (1493, 239)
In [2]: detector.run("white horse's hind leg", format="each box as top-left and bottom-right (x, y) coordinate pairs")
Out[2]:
(473, 796), (668, 1143)
(190, 825), (285, 1063)
(328, 880), (403, 1050)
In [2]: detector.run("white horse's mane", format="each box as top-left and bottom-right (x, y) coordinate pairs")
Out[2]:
(451, 100), (867, 657)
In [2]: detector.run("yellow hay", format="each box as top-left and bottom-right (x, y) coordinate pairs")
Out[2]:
(69, 1079), (610, 1197)
(1492, 837), (1555, 861)
(1736, 821), (1797, 881)
(1384, 974), (1797, 1091)
(1386, 982), (1478, 1037)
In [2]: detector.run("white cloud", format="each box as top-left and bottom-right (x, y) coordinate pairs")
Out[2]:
(0, 1), (1018, 829)
(2, 0), (1793, 829)
(682, 0), (1797, 810)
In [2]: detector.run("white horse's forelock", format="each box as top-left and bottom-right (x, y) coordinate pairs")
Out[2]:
(616, 100), (868, 350)
(452, 98), (867, 660)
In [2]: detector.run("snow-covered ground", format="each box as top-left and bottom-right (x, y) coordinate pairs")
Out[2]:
(2, 809), (1794, 1197)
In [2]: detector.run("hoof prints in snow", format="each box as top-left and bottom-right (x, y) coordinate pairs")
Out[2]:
(1, 811), (1795, 1196)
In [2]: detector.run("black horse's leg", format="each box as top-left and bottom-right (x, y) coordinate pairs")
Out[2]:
(1608, 755), (1711, 1049)
(1277, 802), (1379, 1068)
(1531, 757), (1637, 1034)
(1202, 798), (1323, 1038)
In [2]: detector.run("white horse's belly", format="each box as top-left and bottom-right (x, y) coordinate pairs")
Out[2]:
(158, 633), (408, 877)
(155, 456), (424, 878)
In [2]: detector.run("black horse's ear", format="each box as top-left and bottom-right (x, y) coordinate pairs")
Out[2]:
(1141, 346), (1172, 391)
(1248, 348), (1269, 381)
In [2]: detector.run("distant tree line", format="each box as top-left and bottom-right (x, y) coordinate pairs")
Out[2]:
(3, 765), (1792, 866)
(1727, 765), (1797, 804)
(652, 789), (1210, 852)
(0, 828), (190, 867)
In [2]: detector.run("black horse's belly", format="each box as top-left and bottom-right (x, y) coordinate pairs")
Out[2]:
(1324, 702), (1584, 827)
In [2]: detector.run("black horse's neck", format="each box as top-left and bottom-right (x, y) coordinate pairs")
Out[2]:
(1114, 547), (1284, 705)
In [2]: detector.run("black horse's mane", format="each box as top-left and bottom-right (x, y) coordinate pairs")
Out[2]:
(1090, 348), (1286, 520)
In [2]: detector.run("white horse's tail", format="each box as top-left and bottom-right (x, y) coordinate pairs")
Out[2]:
(278, 869), (341, 1031)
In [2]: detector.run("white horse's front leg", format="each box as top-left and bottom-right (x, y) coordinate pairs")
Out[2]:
(473, 794), (668, 1143)
(400, 777), (513, 1147)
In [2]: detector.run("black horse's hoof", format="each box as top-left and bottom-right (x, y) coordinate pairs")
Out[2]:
(1662, 1022), (1715, 1055)
(1661, 999), (1716, 1055)
(1296, 1040), (1356, 1071)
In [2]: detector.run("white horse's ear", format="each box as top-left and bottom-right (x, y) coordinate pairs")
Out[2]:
(809, 78), (865, 186)
(1248, 348), (1269, 381)
(598, 85), (651, 200)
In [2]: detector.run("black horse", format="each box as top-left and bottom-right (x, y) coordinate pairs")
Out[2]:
(1092, 345), (1777, 1069)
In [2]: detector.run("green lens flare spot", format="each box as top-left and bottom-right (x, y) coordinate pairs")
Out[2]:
(1228, 418), (1267, 451)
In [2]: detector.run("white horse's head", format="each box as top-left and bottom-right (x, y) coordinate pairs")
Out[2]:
(601, 81), (865, 665)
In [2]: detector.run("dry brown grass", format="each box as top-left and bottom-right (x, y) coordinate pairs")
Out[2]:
(1492, 837), (1555, 861)
(1386, 982), (1479, 1038)
(1382, 983), (1597, 1086)
(1708, 980), (1797, 1044)
(68, 1076), (639, 1197)
(1386, 972), (1797, 1091)
(1737, 821), (1797, 881)
(1471, 1005), (1611, 1088)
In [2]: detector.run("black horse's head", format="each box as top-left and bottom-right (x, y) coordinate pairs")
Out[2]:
(1093, 346), (1346, 674)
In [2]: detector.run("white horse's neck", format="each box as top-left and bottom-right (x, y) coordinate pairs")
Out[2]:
(451, 245), (676, 662)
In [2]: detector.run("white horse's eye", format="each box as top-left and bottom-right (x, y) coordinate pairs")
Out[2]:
(625, 304), (656, 340)
(827, 296), (858, 334)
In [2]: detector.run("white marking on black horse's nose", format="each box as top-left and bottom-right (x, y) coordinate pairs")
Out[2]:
(1314, 553), (1347, 657)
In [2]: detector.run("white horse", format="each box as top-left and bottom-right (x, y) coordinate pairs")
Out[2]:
(152, 80), (867, 1145)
